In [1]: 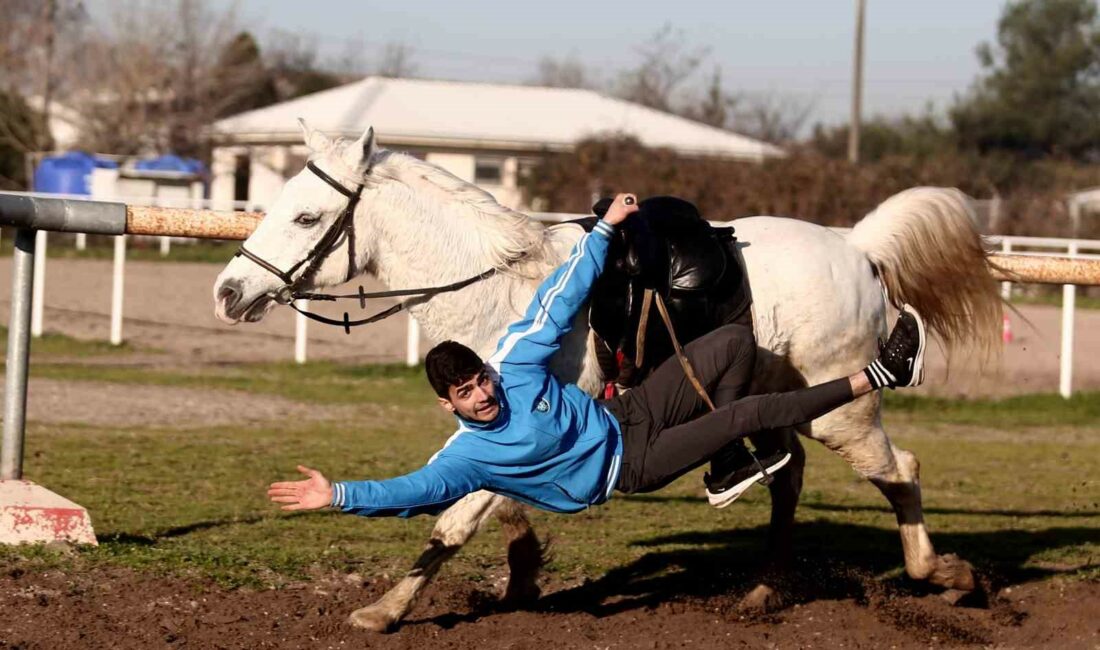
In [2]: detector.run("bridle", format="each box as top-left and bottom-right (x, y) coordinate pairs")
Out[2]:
(234, 160), (496, 333)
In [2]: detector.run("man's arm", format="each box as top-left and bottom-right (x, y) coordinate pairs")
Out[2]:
(267, 455), (484, 519)
(488, 194), (638, 372)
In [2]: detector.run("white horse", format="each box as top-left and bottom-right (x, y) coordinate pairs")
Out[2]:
(213, 123), (1001, 632)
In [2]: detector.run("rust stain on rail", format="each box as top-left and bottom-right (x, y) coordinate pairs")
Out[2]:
(988, 253), (1100, 286)
(125, 206), (263, 241)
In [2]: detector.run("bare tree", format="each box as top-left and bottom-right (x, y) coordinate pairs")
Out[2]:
(375, 42), (418, 78)
(616, 24), (709, 111)
(531, 55), (593, 89)
(681, 66), (736, 128)
(266, 30), (343, 98)
(731, 91), (816, 144)
(65, 0), (245, 155)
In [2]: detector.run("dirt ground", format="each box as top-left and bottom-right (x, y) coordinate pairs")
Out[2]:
(0, 257), (1098, 397)
(1, 564), (1096, 649)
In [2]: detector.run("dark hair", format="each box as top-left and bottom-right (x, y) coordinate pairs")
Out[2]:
(425, 340), (485, 398)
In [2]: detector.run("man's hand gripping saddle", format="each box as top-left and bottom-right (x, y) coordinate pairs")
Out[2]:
(577, 196), (753, 393)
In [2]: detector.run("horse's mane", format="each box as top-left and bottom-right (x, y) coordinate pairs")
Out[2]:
(320, 139), (554, 275)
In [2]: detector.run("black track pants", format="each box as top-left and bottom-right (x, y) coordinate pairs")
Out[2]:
(602, 324), (854, 494)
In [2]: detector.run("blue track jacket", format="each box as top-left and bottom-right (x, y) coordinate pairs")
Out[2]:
(331, 219), (623, 517)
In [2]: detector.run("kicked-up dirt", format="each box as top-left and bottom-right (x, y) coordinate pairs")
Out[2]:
(0, 563), (1096, 649)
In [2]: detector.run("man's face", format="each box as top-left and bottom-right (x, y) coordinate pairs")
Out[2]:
(439, 367), (499, 423)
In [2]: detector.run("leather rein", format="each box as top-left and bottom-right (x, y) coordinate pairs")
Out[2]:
(235, 160), (496, 334)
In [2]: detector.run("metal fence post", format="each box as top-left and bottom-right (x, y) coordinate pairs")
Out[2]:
(1, 229), (36, 480)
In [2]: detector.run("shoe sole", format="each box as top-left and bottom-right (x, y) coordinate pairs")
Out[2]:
(901, 303), (926, 387)
(706, 452), (792, 509)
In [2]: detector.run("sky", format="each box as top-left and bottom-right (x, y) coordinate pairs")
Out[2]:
(107, 0), (1011, 128)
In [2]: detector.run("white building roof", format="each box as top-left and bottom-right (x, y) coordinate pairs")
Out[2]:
(211, 76), (784, 161)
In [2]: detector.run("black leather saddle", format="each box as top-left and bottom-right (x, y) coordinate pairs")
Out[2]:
(573, 196), (752, 387)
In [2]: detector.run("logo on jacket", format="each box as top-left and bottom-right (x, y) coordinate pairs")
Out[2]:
(536, 398), (550, 413)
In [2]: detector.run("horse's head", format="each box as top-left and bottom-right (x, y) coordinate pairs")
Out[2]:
(213, 120), (379, 324)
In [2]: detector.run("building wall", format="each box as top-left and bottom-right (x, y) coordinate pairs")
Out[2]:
(211, 143), (531, 211)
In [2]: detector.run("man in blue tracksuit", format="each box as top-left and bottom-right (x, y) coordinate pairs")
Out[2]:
(268, 194), (928, 514)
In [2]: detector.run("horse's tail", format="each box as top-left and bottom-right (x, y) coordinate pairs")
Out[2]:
(847, 187), (1001, 363)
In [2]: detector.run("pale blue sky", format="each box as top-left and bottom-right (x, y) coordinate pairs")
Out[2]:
(101, 1), (1012, 127)
(233, 0), (1007, 126)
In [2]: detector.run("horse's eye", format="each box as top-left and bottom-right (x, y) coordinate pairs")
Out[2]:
(294, 213), (321, 226)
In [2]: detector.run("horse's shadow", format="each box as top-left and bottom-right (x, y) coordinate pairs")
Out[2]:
(416, 519), (1097, 627)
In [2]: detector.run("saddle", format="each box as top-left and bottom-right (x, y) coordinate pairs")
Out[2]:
(577, 196), (753, 388)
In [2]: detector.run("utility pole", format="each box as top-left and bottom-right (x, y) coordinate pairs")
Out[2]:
(848, 0), (866, 164)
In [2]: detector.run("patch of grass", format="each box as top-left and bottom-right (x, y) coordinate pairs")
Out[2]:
(0, 366), (1095, 589)
(1007, 292), (1100, 311)
(883, 390), (1100, 428)
(0, 326), (146, 359)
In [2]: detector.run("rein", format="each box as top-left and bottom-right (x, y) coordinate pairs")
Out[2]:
(234, 160), (497, 334)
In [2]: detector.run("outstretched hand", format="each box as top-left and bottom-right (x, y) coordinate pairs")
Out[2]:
(267, 465), (334, 511)
(602, 193), (640, 226)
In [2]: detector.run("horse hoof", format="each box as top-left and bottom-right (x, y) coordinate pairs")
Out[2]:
(737, 583), (783, 614)
(501, 581), (541, 608)
(347, 605), (399, 633)
(931, 553), (976, 593)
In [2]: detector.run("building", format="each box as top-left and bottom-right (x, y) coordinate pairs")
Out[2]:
(207, 76), (785, 211)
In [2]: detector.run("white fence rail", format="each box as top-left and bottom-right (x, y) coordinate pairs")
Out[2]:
(10, 198), (1099, 397)
(989, 235), (1100, 398)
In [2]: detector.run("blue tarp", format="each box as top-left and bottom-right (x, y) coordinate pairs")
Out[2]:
(33, 152), (118, 195)
(133, 154), (205, 175)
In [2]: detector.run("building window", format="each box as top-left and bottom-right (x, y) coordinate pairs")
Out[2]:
(474, 157), (503, 185)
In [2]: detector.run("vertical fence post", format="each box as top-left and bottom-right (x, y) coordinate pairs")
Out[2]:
(1000, 238), (1012, 301)
(406, 314), (420, 367)
(30, 230), (46, 337)
(159, 236), (170, 257)
(1059, 242), (1078, 399)
(294, 299), (308, 364)
(75, 233), (86, 251)
(110, 235), (126, 345)
(1, 230), (36, 480)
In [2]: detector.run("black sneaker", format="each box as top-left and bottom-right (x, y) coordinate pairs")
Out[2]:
(867, 304), (926, 389)
(704, 448), (792, 509)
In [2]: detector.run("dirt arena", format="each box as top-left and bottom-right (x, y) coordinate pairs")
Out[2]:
(2, 565), (1097, 649)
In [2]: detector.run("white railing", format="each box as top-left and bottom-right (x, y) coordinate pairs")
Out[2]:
(12, 200), (1098, 397)
(987, 235), (1100, 398)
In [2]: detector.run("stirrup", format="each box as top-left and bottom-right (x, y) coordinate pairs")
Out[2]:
(745, 446), (775, 486)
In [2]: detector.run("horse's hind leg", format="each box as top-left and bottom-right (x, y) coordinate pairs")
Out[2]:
(348, 491), (504, 633)
(812, 394), (975, 594)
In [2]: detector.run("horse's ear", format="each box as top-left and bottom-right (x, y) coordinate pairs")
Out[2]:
(349, 126), (377, 174)
(298, 118), (333, 152)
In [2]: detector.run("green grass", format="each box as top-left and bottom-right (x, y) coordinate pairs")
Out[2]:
(1008, 291), (1100, 310)
(1, 360), (1096, 590)
(0, 326), (145, 359)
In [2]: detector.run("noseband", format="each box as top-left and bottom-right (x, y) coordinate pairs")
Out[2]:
(234, 160), (497, 333)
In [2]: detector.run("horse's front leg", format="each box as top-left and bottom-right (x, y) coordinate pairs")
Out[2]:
(494, 499), (545, 606)
(348, 490), (505, 633)
(738, 427), (805, 613)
